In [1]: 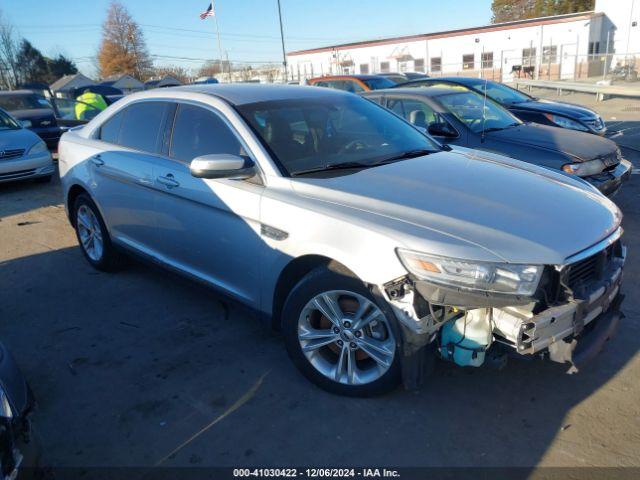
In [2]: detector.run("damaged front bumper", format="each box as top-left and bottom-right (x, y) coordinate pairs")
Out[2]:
(384, 238), (626, 386)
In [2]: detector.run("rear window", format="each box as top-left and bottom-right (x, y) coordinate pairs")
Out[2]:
(0, 94), (51, 111)
(99, 110), (124, 144)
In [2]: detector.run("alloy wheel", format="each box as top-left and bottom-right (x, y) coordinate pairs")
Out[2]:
(297, 290), (396, 386)
(76, 205), (104, 262)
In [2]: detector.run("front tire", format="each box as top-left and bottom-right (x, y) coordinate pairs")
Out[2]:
(73, 193), (124, 271)
(282, 265), (401, 397)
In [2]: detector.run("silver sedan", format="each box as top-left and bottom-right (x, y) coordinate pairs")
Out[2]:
(58, 85), (625, 396)
(0, 108), (54, 184)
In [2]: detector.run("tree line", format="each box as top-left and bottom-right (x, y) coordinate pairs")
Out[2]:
(491, 0), (595, 23)
(0, 11), (78, 89)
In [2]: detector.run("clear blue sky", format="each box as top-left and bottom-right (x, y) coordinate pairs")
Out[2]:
(1, 0), (492, 76)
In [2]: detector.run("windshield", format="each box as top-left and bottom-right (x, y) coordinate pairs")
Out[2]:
(476, 81), (532, 105)
(237, 95), (440, 176)
(0, 109), (20, 130)
(437, 91), (521, 134)
(0, 93), (52, 111)
(362, 77), (398, 90)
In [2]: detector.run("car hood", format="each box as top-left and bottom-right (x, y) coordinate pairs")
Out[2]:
(485, 123), (617, 161)
(0, 127), (40, 149)
(514, 99), (598, 120)
(291, 149), (621, 265)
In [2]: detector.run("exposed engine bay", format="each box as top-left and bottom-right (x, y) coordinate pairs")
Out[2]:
(384, 239), (626, 388)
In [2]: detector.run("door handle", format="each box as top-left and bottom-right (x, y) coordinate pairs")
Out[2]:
(157, 173), (180, 189)
(90, 155), (104, 166)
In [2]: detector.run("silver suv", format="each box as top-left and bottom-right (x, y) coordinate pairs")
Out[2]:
(59, 85), (625, 396)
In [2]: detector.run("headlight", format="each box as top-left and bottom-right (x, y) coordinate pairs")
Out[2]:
(0, 385), (13, 419)
(396, 249), (543, 296)
(28, 140), (48, 155)
(544, 113), (590, 132)
(562, 158), (605, 177)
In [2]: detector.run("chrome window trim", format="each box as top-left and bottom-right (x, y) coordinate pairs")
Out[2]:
(560, 226), (623, 267)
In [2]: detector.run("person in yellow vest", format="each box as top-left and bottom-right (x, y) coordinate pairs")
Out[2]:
(74, 90), (108, 120)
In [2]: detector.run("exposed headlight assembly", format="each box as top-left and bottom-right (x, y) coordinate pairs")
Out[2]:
(0, 385), (13, 418)
(562, 158), (606, 177)
(28, 141), (48, 155)
(397, 249), (543, 296)
(544, 113), (590, 132)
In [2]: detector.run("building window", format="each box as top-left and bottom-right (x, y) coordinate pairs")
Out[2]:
(462, 54), (474, 70)
(380, 61), (390, 73)
(481, 52), (493, 69)
(360, 63), (369, 74)
(588, 42), (600, 55)
(522, 47), (537, 67)
(430, 57), (441, 72)
(542, 45), (558, 64)
(414, 58), (425, 72)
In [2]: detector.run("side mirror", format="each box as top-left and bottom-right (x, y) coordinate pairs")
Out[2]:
(428, 122), (456, 138)
(190, 154), (256, 180)
(20, 120), (32, 129)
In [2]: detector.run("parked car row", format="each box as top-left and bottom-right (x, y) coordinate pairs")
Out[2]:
(56, 84), (627, 396)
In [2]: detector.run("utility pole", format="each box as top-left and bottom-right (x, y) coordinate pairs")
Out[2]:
(276, 0), (288, 82)
(211, 6), (231, 82)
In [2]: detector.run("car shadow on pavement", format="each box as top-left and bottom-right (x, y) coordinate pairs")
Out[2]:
(0, 237), (638, 472)
(0, 169), (62, 219)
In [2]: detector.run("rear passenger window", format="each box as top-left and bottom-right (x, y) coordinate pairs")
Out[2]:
(170, 104), (243, 163)
(119, 102), (167, 153)
(99, 111), (124, 144)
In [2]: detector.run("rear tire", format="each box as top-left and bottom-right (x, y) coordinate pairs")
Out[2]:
(73, 193), (124, 272)
(282, 265), (401, 397)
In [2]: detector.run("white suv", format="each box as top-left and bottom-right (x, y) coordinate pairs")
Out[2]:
(58, 84), (625, 396)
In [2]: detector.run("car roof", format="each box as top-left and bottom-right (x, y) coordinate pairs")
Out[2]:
(402, 77), (487, 88)
(364, 86), (471, 98)
(0, 90), (38, 96)
(163, 83), (354, 106)
(309, 74), (388, 81)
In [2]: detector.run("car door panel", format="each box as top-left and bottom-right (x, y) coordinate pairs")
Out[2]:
(89, 102), (170, 253)
(151, 102), (265, 306)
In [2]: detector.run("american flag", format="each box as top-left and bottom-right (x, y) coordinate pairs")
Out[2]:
(199, 2), (215, 19)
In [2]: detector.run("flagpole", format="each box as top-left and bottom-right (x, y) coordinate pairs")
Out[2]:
(276, 0), (287, 83)
(211, 4), (230, 82)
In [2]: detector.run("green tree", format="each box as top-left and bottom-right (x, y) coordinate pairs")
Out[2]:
(47, 54), (78, 80)
(491, 0), (595, 23)
(16, 40), (49, 84)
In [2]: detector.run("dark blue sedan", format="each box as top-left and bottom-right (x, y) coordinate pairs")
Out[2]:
(363, 86), (631, 197)
(397, 77), (607, 136)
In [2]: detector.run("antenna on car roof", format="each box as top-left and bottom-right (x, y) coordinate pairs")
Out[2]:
(480, 77), (488, 144)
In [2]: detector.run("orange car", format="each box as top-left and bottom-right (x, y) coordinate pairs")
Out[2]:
(307, 74), (397, 92)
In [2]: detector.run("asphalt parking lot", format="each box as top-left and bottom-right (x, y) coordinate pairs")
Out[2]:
(1, 92), (640, 472)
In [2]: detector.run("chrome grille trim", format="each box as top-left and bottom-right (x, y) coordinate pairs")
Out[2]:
(0, 148), (25, 160)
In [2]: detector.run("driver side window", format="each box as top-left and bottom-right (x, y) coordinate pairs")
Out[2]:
(387, 98), (457, 138)
(169, 104), (245, 163)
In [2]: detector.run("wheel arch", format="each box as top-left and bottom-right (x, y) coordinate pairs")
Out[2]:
(66, 184), (90, 226)
(270, 254), (357, 330)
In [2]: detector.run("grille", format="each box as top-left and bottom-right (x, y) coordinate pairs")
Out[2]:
(0, 168), (36, 180)
(565, 242), (616, 289)
(0, 148), (25, 160)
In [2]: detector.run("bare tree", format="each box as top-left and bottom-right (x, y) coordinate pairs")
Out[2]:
(153, 65), (190, 83)
(97, 1), (152, 80)
(0, 10), (20, 89)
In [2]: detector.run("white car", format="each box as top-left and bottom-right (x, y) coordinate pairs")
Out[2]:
(0, 108), (54, 184)
(58, 85), (625, 396)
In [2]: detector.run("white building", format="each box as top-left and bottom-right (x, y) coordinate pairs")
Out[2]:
(287, 0), (639, 83)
